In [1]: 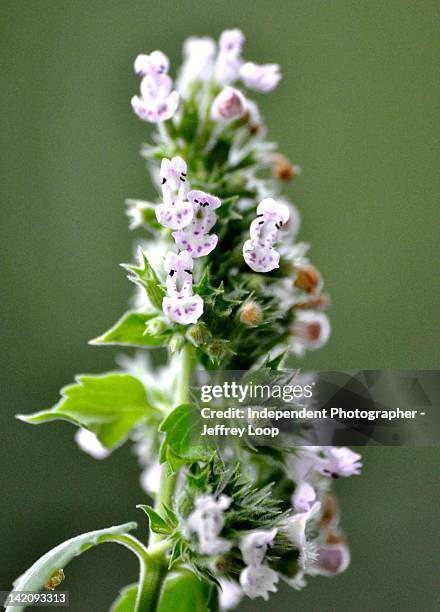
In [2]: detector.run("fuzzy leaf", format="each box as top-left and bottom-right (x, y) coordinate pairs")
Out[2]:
(90, 312), (164, 347)
(159, 404), (214, 464)
(18, 373), (156, 449)
(6, 523), (137, 612)
(122, 248), (166, 310)
(217, 195), (242, 221)
(110, 584), (138, 612)
(137, 505), (170, 534)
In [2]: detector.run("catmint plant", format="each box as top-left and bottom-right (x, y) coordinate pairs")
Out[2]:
(13, 29), (362, 612)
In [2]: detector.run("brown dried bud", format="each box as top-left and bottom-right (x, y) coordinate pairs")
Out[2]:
(239, 302), (263, 326)
(319, 494), (339, 530)
(325, 531), (345, 546)
(295, 294), (330, 310)
(272, 154), (301, 181)
(294, 266), (321, 294)
(45, 569), (65, 591)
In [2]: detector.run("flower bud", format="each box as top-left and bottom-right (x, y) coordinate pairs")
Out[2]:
(145, 317), (167, 336)
(292, 311), (331, 351)
(239, 302), (263, 326)
(169, 333), (185, 353)
(296, 294), (330, 310)
(294, 266), (322, 294)
(186, 322), (210, 347)
(205, 339), (231, 363)
(211, 86), (246, 121)
(272, 154), (301, 181)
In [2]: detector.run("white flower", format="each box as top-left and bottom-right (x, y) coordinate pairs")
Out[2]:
(316, 447), (362, 478)
(139, 460), (161, 495)
(239, 564), (279, 600)
(292, 311), (331, 355)
(172, 190), (221, 257)
(215, 29), (245, 84)
(284, 501), (321, 569)
(309, 540), (351, 577)
(211, 87), (247, 121)
(186, 494), (232, 556)
(154, 156), (194, 229)
(219, 579), (243, 611)
(75, 428), (110, 460)
(240, 62), (281, 93)
(162, 250), (203, 324)
(177, 37), (216, 95)
(131, 74), (179, 124)
(288, 448), (322, 483)
(134, 50), (169, 77)
(160, 156), (189, 203)
(292, 482), (317, 512)
(164, 251), (194, 298)
(250, 199), (290, 246)
(239, 528), (277, 566)
(243, 198), (290, 272)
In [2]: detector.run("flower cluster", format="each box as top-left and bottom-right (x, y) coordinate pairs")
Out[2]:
(151, 156), (222, 325)
(20, 28), (365, 612)
(177, 447), (362, 606)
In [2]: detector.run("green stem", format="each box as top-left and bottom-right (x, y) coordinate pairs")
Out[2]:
(107, 534), (169, 612)
(151, 344), (194, 545)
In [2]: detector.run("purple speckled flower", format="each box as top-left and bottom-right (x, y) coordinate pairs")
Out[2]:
(155, 157), (193, 230)
(172, 189), (221, 258)
(131, 50), (179, 124)
(243, 198), (290, 273)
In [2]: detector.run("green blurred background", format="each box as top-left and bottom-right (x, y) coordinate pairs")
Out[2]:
(1, 1), (438, 610)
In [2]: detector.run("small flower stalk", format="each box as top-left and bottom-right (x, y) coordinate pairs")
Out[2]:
(17, 27), (364, 612)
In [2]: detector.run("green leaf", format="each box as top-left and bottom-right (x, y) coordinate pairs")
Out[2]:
(157, 570), (213, 612)
(159, 404), (214, 464)
(217, 195), (242, 221)
(265, 350), (287, 370)
(90, 312), (164, 347)
(6, 523), (137, 612)
(122, 248), (166, 310)
(137, 505), (170, 534)
(18, 373), (156, 449)
(110, 584), (138, 612)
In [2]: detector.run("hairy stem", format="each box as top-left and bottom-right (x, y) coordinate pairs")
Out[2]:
(150, 344), (193, 544)
(107, 534), (170, 611)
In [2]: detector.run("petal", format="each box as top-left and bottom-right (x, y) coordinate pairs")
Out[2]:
(178, 249), (194, 270)
(257, 198), (290, 224)
(240, 62), (281, 93)
(243, 239), (280, 272)
(155, 201), (193, 230)
(188, 190), (221, 210)
(156, 90), (180, 121)
(173, 231), (218, 257)
(170, 155), (187, 175)
(162, 295), (203, 325)
(163, 251), (179, 273)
